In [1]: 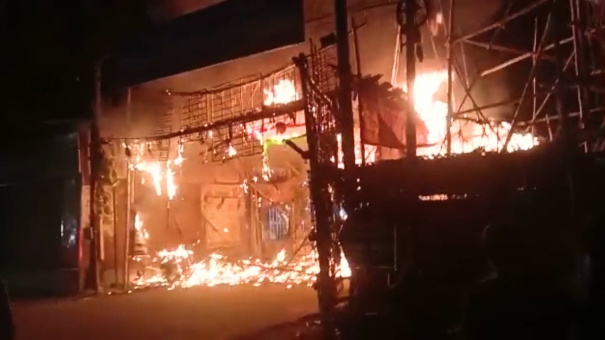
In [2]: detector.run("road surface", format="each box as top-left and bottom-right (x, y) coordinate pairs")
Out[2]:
(12, 285), (318, 340)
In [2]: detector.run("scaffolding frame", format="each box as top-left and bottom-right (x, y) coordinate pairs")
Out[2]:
(297, 0), (605, 336)
(435, 0), (605, 153)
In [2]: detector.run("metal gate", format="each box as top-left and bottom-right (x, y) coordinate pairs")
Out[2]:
(201, 184), (244, 248)
(262, 206), (289, 241)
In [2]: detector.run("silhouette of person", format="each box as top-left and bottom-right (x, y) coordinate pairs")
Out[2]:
(464, 204), (581, 340)
(0, 279), (15, 340)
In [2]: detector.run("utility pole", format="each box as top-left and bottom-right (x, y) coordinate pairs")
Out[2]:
(90, 61), (103, 294)
(351, 17), (366, 165)
(446, 0), (455, 155)
(403, 0), (419, 158)
(335, 0), (356, 170)
(124, 88), (133, 289)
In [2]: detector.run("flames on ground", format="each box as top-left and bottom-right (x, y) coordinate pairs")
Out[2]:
(131, 237), (351, 290)
(123, 69), (538, 290)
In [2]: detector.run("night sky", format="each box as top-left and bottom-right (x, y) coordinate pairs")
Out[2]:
(3, 0), (280, 128)
(4, 0), (151, 127)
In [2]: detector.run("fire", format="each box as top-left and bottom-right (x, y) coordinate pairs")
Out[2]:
(134, 161), (163, 196)
(125, 142), (184, 200)
(134, 213), (149, 240)
(124, 138), (352, 291)
(132, 245), (351, 289)
(264, 79), (298, 106)
(165, 165), (176, 199)
(407, 70), (538, 156)
(258, 74), (535, 162)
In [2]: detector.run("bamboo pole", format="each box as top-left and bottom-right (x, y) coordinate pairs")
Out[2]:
(90, 61), (102, 294)
(446, 0), (455, 155)
(351, 16), (366, 165)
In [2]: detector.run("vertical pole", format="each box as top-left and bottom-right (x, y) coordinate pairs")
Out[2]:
(446, 0), (455, 155)
(391, 26), (402, 85)
(124, 169), (132, 288)
(126, 88), (132, 137)
(405, 0), (418, 158)
(124, 87), (133, 289)
(90, 61), (102, 294)
(335, 0), (356, 170)
(112, 185), (118, 287)
(294, 54), (336, 339)
(570, 0), (588, 123)
(532, 17), (538, 137)
(385, 25), (402, 162)
(554, 0), (568, 137)
(351, 17), (366, 165)
(166, 163), (170, 230)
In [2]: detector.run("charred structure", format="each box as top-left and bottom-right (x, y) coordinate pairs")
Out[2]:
(296, 0), (605, 337)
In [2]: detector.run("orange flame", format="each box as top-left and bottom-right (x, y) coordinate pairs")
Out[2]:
(404, 70), (538, 156)
(264, 79), (298, 106)
(132, 245), (350, 290)
(125, 142), (184, 200)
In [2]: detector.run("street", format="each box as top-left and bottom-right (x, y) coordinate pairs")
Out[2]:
(12, 285), (318, 340)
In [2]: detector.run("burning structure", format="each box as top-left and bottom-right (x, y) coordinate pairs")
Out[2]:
(74, 0), (605, 337)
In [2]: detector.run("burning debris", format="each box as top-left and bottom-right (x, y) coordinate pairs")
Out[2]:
(122, 135), (349, 292)
(132, 244), (350, 290)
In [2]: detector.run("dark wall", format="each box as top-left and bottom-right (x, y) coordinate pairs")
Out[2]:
(0, 179), (65, 270)
(0, 132), (81, 275)
(0, 132), (80, 184)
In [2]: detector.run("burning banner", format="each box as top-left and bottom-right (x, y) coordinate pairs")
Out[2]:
(356, 75), (430, 150)
(356, 71), (538, 157)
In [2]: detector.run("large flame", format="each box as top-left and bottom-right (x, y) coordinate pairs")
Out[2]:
(264, 79), (298, 106)
(407, 70), (538, 156)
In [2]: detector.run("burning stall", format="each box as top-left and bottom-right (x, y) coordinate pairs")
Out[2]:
(87, 0), (605, 336)
(103, 56), (353, 290)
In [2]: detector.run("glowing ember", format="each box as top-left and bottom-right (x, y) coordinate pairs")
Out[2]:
(403, 70), (539, 156)
(132, 245), (351, 289)
(227, 144), (237, 157)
